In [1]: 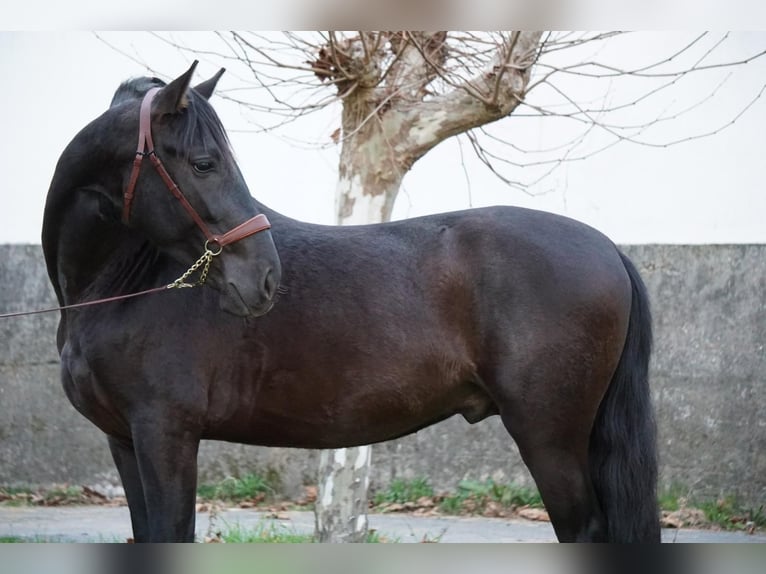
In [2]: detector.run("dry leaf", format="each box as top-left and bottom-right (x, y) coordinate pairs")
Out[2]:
(517, 507), (550, 522)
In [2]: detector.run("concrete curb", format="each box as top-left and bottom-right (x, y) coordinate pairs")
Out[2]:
(1, 506), (765, 543)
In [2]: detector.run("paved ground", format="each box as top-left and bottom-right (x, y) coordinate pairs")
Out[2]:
(2, 506), (765, 543)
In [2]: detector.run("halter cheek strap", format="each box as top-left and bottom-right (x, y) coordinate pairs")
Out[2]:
(1, 87), (274, 319)
(122, 87), (271, 247)
(123, 87), (159, 224)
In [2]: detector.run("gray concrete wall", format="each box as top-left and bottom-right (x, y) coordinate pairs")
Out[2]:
(1, 244), (764, 505)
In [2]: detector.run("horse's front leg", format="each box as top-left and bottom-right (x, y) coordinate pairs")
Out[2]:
(128, 411), (201, 542)
(108, 435), (150, 542)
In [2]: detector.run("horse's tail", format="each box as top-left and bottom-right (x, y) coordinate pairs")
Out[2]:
(589, 250), (660, 542)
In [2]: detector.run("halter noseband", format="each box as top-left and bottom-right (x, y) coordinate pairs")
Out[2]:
(122, 87), (271, 251)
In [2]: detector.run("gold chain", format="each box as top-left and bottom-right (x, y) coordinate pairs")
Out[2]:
(167, 247), (220, 290)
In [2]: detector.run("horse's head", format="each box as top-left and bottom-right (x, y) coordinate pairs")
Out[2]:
(105, 62), (281, 317)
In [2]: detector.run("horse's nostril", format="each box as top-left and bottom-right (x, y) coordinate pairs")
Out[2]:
(263, 269), (277, 301)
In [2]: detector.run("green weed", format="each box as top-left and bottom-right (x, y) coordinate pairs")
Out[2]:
(0, 534), (55, 543)
(659, 485), (766, 531)
(0, 486), (34, 507)
(658, 483), (690, 512)
(215, 521), (389, 543)
(373, 477), (434, 505)
(439, 479), (543, 515)
(197, 474), (276, 503)
(42, 486), (84, 504)
(0, 484), (92, 506)
(218, 521), (313, 543)
(697, 496), (765, 531)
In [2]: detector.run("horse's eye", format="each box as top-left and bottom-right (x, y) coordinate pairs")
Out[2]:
(193, 160), (215, 174)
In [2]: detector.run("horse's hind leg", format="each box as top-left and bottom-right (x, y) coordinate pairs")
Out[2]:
(502, 411), (606, 542)
(491, 358), (612, 542)
(108, 436), (150, 542)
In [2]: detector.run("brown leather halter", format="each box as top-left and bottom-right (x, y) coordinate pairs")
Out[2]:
(123, 87), (271, 251)
(0, 88), (274, 319)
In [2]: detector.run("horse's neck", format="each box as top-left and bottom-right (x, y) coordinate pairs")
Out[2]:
(48, 190), (157, 304)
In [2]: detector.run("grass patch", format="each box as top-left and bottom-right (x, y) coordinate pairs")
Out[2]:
(218, 521), (314, 543)
(370, 477), (544, 518)
(0, 486), (35, 496)
(0, 484), (107, 507)
(659, 484), (766, 532)
(364, 529), (387, 543)
(213, 521), (388, 543)
(658, 483), (690, 512)
(0, 534), (56, 543)
(373, 477), (434, 505)
(197, 474), (276, 504)
(0, 486), (34, 507)
(439, 479), (543, 515)
(698, 497), (766, 531)
(42, 486), (84, 505)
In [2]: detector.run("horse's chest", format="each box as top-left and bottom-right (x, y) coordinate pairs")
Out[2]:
(60, 341), (128, 437)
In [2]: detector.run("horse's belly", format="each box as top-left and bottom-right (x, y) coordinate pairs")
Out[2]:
(203, 372), (496, 448)
(204, 408), (451, 448)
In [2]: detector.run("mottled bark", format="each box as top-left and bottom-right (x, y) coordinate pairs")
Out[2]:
(335, 100), (405, 225)
(315, 445), (372, 542)
(333, 31), (542, 225)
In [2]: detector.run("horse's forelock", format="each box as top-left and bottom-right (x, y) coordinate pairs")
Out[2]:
(108, 76), (233, 163)
(180, 93), (234, 163)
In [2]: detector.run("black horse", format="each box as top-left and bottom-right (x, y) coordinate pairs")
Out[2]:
(42, 62), (659, 543)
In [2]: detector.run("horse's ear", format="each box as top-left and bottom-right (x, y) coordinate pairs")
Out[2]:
(194, 68), (225, 100)
(152, 60), (199, 116)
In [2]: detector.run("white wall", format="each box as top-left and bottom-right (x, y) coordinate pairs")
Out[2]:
(1, 31), (764, 245)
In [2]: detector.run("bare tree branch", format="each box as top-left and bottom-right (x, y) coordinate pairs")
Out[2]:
(97, 31), (766, 193)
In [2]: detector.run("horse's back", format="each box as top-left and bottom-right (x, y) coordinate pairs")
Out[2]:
(270, 204), (633, 370)
(421, 206), (632, 313)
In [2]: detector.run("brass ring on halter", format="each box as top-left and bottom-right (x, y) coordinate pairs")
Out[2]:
(204, 239), (223, 256)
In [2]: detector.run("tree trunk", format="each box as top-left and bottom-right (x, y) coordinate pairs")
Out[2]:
(314, 31), (543, 542)
(314, 445), (372, 542)
(334, 104), (404, 225)
(314, 89), (400, 542)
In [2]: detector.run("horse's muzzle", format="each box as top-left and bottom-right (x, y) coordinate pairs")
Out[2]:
(220, 267), (278, 318)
